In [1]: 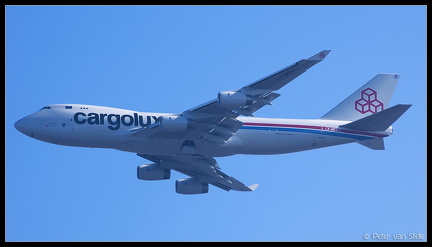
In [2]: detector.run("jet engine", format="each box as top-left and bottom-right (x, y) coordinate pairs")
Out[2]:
(218, 91), (253, 108)
(137, 163), (170, 180)
(159, 115), (193, 131)
(175, 178), (209, 194)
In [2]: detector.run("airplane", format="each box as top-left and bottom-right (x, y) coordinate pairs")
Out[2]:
(14, 50), (412, 194)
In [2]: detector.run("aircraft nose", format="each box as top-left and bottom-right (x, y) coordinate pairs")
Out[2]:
(15, 117), (25, 132)
(14, 116), (34, 137)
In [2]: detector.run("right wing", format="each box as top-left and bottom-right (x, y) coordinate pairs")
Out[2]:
(138, 154), (258, 192)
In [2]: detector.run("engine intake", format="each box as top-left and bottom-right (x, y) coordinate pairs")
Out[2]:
(137, 163), (170, 180)
(218, 91), (253, 108)
(159, 115), (193, 131)
(175, 178), (209, 194)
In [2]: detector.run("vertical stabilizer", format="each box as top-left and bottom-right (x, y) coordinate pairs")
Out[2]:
(321, 74), (400, 121)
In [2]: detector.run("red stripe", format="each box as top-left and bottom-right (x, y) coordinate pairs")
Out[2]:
(242, 122), (388, 138)
(338, 128), (387, 138)
(243, 122), (322, 130)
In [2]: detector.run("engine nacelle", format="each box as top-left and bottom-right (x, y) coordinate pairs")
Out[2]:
(218, 91), (253, 108)
(175, 178), (209, 194)
(137, 163), (170, 180)
(159, 115), (193, 131)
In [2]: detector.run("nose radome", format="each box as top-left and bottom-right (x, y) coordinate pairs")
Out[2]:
(14, 118), (26, 132)
(14, 117), (33, 137)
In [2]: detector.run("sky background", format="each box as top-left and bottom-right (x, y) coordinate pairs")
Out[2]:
(6, 5), (426, 241)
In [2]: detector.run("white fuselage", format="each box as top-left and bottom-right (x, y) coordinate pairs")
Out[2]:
(15, 104), (391, 157)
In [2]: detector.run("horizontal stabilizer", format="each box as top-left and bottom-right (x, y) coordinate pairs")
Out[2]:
(340, 104), (412, 131)
(358, 138), (385, 150)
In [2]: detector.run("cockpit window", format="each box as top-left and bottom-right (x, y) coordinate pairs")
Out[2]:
(65, 106), (72, 109)
(39, 106), (51, 111)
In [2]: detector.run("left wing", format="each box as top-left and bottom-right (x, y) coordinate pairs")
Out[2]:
(183, 50), (330, 143)
(134, 50), (331, 145)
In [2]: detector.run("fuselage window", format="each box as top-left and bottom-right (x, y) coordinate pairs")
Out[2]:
(65, 106), (72, 109)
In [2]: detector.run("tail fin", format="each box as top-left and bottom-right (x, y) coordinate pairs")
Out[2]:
(321, 74), (400, 121)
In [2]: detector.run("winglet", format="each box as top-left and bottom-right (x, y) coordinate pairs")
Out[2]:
(307, 50), (331, 61)
(247, 184), (259, 191)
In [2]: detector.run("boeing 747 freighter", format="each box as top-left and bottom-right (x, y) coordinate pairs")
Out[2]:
(15, 50), (411, 194)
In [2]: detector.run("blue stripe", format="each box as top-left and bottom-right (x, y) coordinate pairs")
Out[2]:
(240, 125), (374, 141)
